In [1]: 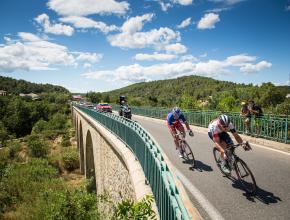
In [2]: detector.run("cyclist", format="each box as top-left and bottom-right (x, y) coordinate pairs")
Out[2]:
(208, 114), (250, 174)
(167, 107), (194, 157)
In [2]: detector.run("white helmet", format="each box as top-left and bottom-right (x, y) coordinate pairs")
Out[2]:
(219, 114), (230, 127)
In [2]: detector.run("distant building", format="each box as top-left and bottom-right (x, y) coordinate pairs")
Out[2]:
(19, 93), (40, 100)
(0, 90), (7, 96)
(72, 95), (83, 101)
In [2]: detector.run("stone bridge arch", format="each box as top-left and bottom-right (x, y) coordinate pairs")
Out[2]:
(78, 120), (85, 174)
(85, 130), (95, 178)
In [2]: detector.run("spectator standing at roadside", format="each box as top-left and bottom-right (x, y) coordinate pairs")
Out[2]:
(248, 100), (263, 137)
(240, 101), (251, 134)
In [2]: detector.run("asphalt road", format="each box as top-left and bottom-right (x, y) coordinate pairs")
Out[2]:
(133, 115), (290, 220)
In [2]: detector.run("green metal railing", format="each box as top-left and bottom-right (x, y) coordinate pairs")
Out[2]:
(74, 105), (192, 220)
(112, 104), (289, 144)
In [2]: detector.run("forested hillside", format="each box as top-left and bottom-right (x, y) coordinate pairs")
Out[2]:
(0, 77), (155, 219)
(0, 76), (69, 94)
(96, 75), (289, 114)
(0, 77), (71, 139)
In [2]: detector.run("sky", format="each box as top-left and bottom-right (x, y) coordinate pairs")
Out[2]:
(0, 0), (290, 93)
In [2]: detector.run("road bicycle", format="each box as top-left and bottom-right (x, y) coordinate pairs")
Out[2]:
(176, 131), (195, 168)
(213, 142), (257, 194)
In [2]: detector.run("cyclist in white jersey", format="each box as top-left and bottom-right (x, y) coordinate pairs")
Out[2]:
(208, 114), (249, 174)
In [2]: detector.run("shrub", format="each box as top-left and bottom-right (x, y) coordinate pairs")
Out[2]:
(49, 113), (67, 131)
(18, 188), (100, 220)
(62, 148), (79, 171)
(0, 158), (58, 213)
(27, 135), (49, 158)
(31, 119), (48, 134)
(48, 154), (62, 174)
(7, 141), (22, 159)
(114, 195), (156, 220)
(61, 134), (71, 147)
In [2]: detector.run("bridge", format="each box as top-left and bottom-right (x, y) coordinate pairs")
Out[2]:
(72, 104), (290, 220)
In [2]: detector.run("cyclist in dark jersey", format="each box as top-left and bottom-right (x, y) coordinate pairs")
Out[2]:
(167, 107), (193, 157)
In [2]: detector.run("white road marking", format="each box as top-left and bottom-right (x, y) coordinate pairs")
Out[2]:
(250, 143), (290, 156)
(174, 168), (225, 220)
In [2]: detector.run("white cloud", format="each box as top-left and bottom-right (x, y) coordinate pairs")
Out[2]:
(75, 52), (103, 63)
(18, 32), (41, 41)
(208, 0), (244, 5)
(240, 61), (272, 73)
(225, 54), (256, 66)
(35, 13), (74, 36)
(158, 0), (192, 11)
(59, 16), (118, 34)
(82, 54), (272, 83)
(164, 43), (187, 54)
(83, 63), (92, 69)
(134, 52), (177, 61)
(107, 13), (182, 51)
(286, 5), (290, 11)
(177, 17), (192, 29)
(179, 54), (198, 62)
(121, 13), (154, 34)
(108, 27), (180, 49)
(159, 1), (172, 11)
(205, 7), (230, 13)
(197, 13), (220, 29)
(4, 36), (12, 43)
(173, 0), (193, 6)
(0, 32), (102, 72)
(47, 0), (129, 16)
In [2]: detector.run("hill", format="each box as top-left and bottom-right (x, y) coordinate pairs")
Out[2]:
(99, 75), (289, 114)
(0, 76), (69, 94)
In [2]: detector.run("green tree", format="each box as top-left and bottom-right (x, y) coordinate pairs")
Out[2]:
(0, 122), (9, 147)
(27, 135), (49, 158)
(276, 99), (290, 115)
(3, 97), (31, 137)
(86, 92), (102, 103)
(217, 95), (236, 112)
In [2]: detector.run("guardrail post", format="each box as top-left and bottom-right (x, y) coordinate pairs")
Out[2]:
(285, 117), (288, 143)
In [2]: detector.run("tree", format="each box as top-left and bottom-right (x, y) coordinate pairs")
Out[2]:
(0, 122), (9, 147)
(86, 92), (102, 103)
(217, 95), (237, 112)
(276, 99), (290, 115)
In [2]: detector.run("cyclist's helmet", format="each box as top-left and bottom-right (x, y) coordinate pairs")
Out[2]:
(172, 107), (181, 118)
(219, 114), (230, 127)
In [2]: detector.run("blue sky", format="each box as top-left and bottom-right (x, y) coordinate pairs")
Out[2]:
(0, 0), (290, 92)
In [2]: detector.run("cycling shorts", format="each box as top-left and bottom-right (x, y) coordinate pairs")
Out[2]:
(208, 132), (233, 146)
(168, 120), (183, 131)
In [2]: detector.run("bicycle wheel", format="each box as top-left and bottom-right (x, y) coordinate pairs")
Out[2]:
(234, 158), (257, 194)
(182, 141), (195, 168)
(213, 148), (231, 176)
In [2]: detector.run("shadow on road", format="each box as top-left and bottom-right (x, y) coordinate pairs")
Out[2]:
(232, 181), (282, 204)
(187, 160), (213, 172)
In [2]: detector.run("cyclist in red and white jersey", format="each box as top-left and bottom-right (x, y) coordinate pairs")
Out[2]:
(208, 114), (250, 174)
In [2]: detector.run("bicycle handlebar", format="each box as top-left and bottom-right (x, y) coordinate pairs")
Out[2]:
(228, 141), (251, 150)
